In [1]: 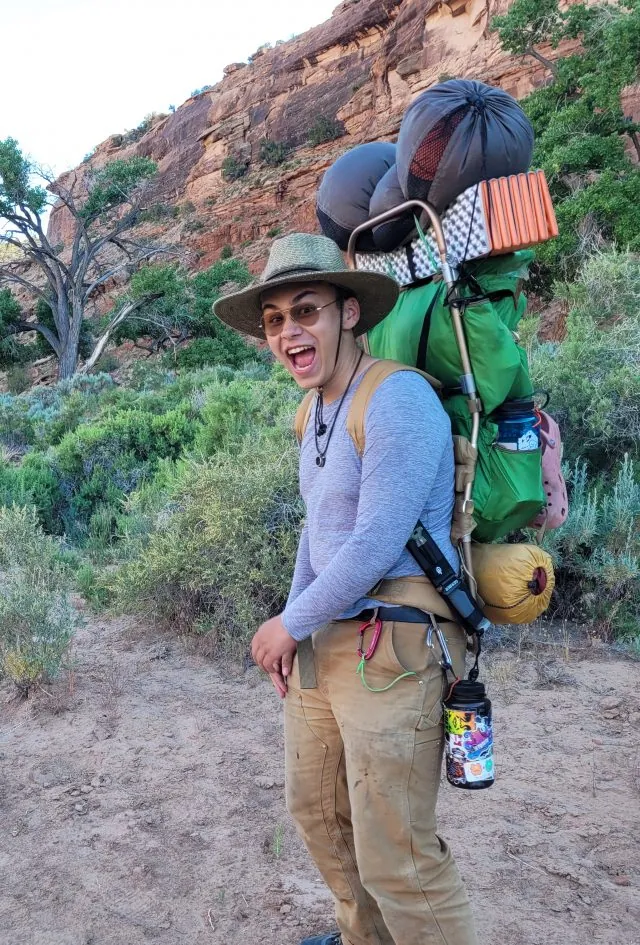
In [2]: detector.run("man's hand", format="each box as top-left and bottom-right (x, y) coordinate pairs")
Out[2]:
(251, 614), (297, 698)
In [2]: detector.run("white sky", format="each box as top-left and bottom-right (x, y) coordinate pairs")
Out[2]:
(0, 0), (339, 177)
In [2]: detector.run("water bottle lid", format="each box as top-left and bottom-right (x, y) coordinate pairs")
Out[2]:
(448, 679), (486, 702)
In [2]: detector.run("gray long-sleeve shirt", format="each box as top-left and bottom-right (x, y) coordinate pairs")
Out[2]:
(281, 367), (457, 642)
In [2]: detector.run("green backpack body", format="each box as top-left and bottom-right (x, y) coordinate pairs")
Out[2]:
(366, 251), (545, 541)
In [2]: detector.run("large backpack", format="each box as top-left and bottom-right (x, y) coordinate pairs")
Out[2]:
(364, 253), (547, 541)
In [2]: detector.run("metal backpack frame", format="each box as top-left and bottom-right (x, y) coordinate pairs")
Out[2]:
(346, 199), (481, 584)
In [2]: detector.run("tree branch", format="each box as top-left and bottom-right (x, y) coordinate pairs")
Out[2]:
(0, 268), (51, 303)
(4, 319), (61, 355)
(82, 245), (179, 302)
(525, 45), (558, 76)
(79, 294), (162, 373)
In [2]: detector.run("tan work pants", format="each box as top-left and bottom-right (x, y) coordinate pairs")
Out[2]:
(284, 617), (479, 945)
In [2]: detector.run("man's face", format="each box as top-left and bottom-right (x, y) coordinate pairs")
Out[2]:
(260, 281), (360, 389)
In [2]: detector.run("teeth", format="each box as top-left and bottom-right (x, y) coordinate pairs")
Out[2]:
(288, 345), (314, 355)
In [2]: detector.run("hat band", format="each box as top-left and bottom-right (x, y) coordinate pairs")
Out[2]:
(262, 265), (329, 284)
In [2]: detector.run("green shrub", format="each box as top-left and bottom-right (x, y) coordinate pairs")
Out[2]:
(0, 393), (34, 451)
(0, 506), (79, 694)
(267, 226), (282, 238)
(113, 426), (303, 657)
(6, 364), (30, 394)
(41, 403), (200, 544)
(259, 139), (289, 166)
(91, 352), (120, 374)
(219, 245), (233, 259)
(194, 378), (265, 455)
(169, 333), (261, 372)
(222, 155), (249, 182)
(307, 115), (344, 147)
(492, 0), (640, 289)
(138, 202), (179, 224)
(75, 562), (112, 609)
(544, 456), (639, 640)
(529, 251), (640, 471)
(122, 113), (162, 145)
(189, 258), (251, 336)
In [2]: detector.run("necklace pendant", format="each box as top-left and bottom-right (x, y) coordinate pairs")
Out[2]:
(316, 456), (326, 468)
(317, 423), (327, 437)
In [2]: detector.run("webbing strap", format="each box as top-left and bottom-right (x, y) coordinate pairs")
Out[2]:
(406, 244), (418, 283)
(297, 636), (317, 689)
(294, 390), (315, 444)
(416, 286), (444, 373)
(346, 360), (440, 457)
(293, 359), (440, 450)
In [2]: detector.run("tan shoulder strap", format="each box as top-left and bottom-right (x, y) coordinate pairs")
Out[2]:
(294, 390), (316, 444)
(346, 359), (441, 457)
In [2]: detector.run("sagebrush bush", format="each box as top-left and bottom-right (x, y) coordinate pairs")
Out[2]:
(544, 456), (639, 640)
(75, 562), (112, 609)
(194, 366), (297, 456)
(6, 364), (30, 394)
(530, 251), (640, 471)
(528, 250), (640, 639)
(0, 506), (80, 694)
(48, 403), (200, 543)
(168, 333), (262, 371)
(113, 426), (303, 657)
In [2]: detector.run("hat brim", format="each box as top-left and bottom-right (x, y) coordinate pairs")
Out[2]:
(213, 268), (399, 339)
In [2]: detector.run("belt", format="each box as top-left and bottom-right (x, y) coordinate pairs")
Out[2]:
(352, 606), (432, 625)
(299, 606), (439, 689)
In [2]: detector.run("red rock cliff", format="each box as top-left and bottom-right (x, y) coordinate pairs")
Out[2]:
(48, 0), (571, 275)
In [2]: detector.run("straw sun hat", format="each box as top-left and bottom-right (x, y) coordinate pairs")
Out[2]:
(213, 232), (399, 339)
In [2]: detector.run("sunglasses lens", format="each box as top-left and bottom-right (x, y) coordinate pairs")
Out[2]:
(261, 304), (322, 336)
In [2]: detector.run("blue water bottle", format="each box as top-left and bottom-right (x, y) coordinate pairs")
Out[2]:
(494, 399), (540, 452)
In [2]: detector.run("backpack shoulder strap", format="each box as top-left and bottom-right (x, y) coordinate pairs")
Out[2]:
(294, 390), (316, 444)
(346, 359), (441, 458)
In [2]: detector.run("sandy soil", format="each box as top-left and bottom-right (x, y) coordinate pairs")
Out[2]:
(1, 615), (639, 945)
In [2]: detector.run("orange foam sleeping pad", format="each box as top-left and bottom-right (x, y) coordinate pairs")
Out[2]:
(480, 171), (559, 254)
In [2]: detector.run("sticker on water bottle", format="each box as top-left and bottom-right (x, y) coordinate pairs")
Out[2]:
(445, 710), (494, 786)
(517, 429), (540, 451)
(464, 757), (494, 782)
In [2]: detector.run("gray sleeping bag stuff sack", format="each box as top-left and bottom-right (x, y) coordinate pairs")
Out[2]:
(368, 164), (415, 252)
(316, 142), (396, 251)
(396, 79), (534, 215)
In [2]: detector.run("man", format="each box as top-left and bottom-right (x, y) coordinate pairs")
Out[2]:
(214, 233), (478, 945)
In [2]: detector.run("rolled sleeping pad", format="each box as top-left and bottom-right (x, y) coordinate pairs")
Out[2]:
(471, 542), (555, 625)
(316, 142), (396, 251)
(396, 79), (534, 214)
(369, 163), (416, 252)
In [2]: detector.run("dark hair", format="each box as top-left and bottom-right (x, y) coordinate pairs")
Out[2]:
(334, 285), (357, 304)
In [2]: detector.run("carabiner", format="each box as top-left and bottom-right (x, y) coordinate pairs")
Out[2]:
(358, 616), (383, 661)
(429, 614), (454, 672)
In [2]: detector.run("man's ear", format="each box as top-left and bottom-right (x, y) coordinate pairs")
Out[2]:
(341, 296), (360, 331)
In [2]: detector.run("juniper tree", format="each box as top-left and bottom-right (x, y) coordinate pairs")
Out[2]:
(0, 139), (178, 378)
(492, 0), (640, 285)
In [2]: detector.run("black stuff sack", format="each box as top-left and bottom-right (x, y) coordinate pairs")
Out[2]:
(316, 142), (396, 251)
(369, 163), (416, 252)
(396, 79), (534, 214)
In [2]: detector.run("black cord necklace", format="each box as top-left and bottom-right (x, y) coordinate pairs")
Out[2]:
(314, 350), (364, 468)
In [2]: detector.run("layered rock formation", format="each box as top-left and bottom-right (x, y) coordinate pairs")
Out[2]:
(49, 0), (573, 275)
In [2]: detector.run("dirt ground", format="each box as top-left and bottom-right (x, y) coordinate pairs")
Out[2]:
(1, 614), (639, 945)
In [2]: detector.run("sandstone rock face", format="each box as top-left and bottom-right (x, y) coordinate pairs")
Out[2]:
(48, 0), (577, 274)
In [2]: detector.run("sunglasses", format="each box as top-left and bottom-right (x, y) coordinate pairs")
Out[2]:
(259, 297), (340, 337)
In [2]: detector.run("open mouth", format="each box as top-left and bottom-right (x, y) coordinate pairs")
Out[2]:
(287, 344), (317, 374)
